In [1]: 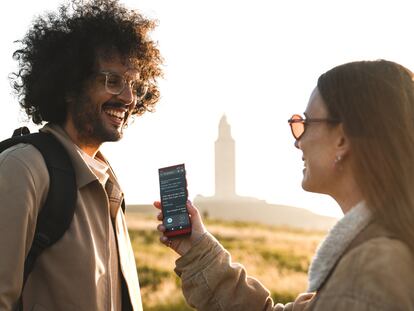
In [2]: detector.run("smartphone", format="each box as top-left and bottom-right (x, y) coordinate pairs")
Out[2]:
(158, 164), (192, 237)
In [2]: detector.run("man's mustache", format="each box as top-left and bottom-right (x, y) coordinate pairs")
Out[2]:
(102, 101), (129, 110)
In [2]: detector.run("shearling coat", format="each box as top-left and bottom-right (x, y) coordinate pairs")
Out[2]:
(0, 124), (142, 311)
(175, 222), (414, 310)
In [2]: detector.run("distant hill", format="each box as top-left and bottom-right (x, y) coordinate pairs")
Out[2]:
(194, 195), (337, 231)
(127, 196), (337, 231)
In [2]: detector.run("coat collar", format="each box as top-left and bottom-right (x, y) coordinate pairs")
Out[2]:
(305, 220), (396, 311)
(307, 201), (371, 292)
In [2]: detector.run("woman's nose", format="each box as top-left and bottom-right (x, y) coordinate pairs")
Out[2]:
(294, 139), (300, 149)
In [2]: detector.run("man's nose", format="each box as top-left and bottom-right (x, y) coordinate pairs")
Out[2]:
(117, 83), (135, 105)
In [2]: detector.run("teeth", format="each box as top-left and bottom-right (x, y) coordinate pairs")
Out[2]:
(105, 109), (125, 119)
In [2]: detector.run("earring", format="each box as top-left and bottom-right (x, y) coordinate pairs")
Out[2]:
(334, 155), (342, 164)
(333, 155), (343, 170)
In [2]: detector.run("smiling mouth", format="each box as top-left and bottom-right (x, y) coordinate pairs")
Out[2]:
(104, 108), (126, 121)
(102, 102), (129, 126)
(102, 108), (128, 128)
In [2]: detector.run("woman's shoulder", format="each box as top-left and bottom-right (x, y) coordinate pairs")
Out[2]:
(353, 236), (412, 268)
(319, 236), (414, 309)
(352, 235), (413, 261)
(338, 221), (414, 277)
(342, 233), (414, 276)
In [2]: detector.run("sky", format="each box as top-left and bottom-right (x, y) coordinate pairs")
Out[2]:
(1, 0), (414, 218)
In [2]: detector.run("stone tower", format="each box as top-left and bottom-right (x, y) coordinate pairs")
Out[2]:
(214, 115), (236, 198)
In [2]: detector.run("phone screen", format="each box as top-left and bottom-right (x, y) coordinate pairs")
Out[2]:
(158, 164), (191, 237)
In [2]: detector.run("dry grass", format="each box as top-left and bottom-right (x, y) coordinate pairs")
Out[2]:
(126, 213), (326, 310)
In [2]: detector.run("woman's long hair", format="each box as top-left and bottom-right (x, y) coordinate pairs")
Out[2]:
(318, 60), (414, 250)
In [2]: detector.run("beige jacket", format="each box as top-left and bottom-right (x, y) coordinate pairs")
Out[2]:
(0, 124), (142, 311)
(175, 223), (414, 310)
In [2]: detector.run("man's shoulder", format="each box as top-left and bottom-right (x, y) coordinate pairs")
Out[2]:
(0, 142), (45, 169)
(0, 140), (50, 190)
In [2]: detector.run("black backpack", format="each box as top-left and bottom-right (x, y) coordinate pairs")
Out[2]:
(0, 127), (77, 292)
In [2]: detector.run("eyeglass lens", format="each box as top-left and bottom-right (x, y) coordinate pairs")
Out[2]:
(105, 73), (147, 99)
(289, 115), (305, 140)
(135, 82), (148, 98)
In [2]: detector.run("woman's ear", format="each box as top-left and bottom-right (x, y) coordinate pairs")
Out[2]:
(335, 123), (350, 159)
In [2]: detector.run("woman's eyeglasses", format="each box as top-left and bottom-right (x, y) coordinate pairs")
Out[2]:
(287, 114), (340, 140)
(99, 71), (148, 100)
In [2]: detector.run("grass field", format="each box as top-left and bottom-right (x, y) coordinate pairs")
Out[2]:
(126, 213), (327, 311)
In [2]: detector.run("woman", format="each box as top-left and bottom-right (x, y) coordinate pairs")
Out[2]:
(155, 60), (414, 310)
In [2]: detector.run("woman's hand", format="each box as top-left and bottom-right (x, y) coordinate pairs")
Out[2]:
(284, 292), (315, 311)
(154, 200), (207, 256)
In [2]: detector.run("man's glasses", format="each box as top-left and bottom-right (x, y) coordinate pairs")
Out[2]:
(287, 114), (340, 140)
(99, 71), (148, 99)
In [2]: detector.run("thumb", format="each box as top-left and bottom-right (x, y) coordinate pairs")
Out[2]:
(186, 201), (206, 234)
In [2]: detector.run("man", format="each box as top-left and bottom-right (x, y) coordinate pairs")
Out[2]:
(0, 0), (162, 310)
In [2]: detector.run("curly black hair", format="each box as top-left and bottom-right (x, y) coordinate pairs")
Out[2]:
(11, 0), (162, 124)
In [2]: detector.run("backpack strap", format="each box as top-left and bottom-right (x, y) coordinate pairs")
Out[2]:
(0, 130), (77, 305)
(12, 127), (30, 137)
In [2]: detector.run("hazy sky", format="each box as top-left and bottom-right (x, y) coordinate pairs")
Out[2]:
(1, 0), (414, 218)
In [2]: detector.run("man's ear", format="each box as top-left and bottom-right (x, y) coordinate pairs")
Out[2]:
(335, 124), (350, 158)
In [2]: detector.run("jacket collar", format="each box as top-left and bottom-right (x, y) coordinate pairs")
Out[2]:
(307, 201), (371, 292)
(305, 221), (396, 311)
(40, 123), (107, 189)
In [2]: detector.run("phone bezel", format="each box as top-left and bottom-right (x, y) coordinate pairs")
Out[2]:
(158, 163), (192, 237)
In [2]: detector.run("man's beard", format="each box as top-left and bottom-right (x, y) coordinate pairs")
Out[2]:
(71, 93), (128, 147)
